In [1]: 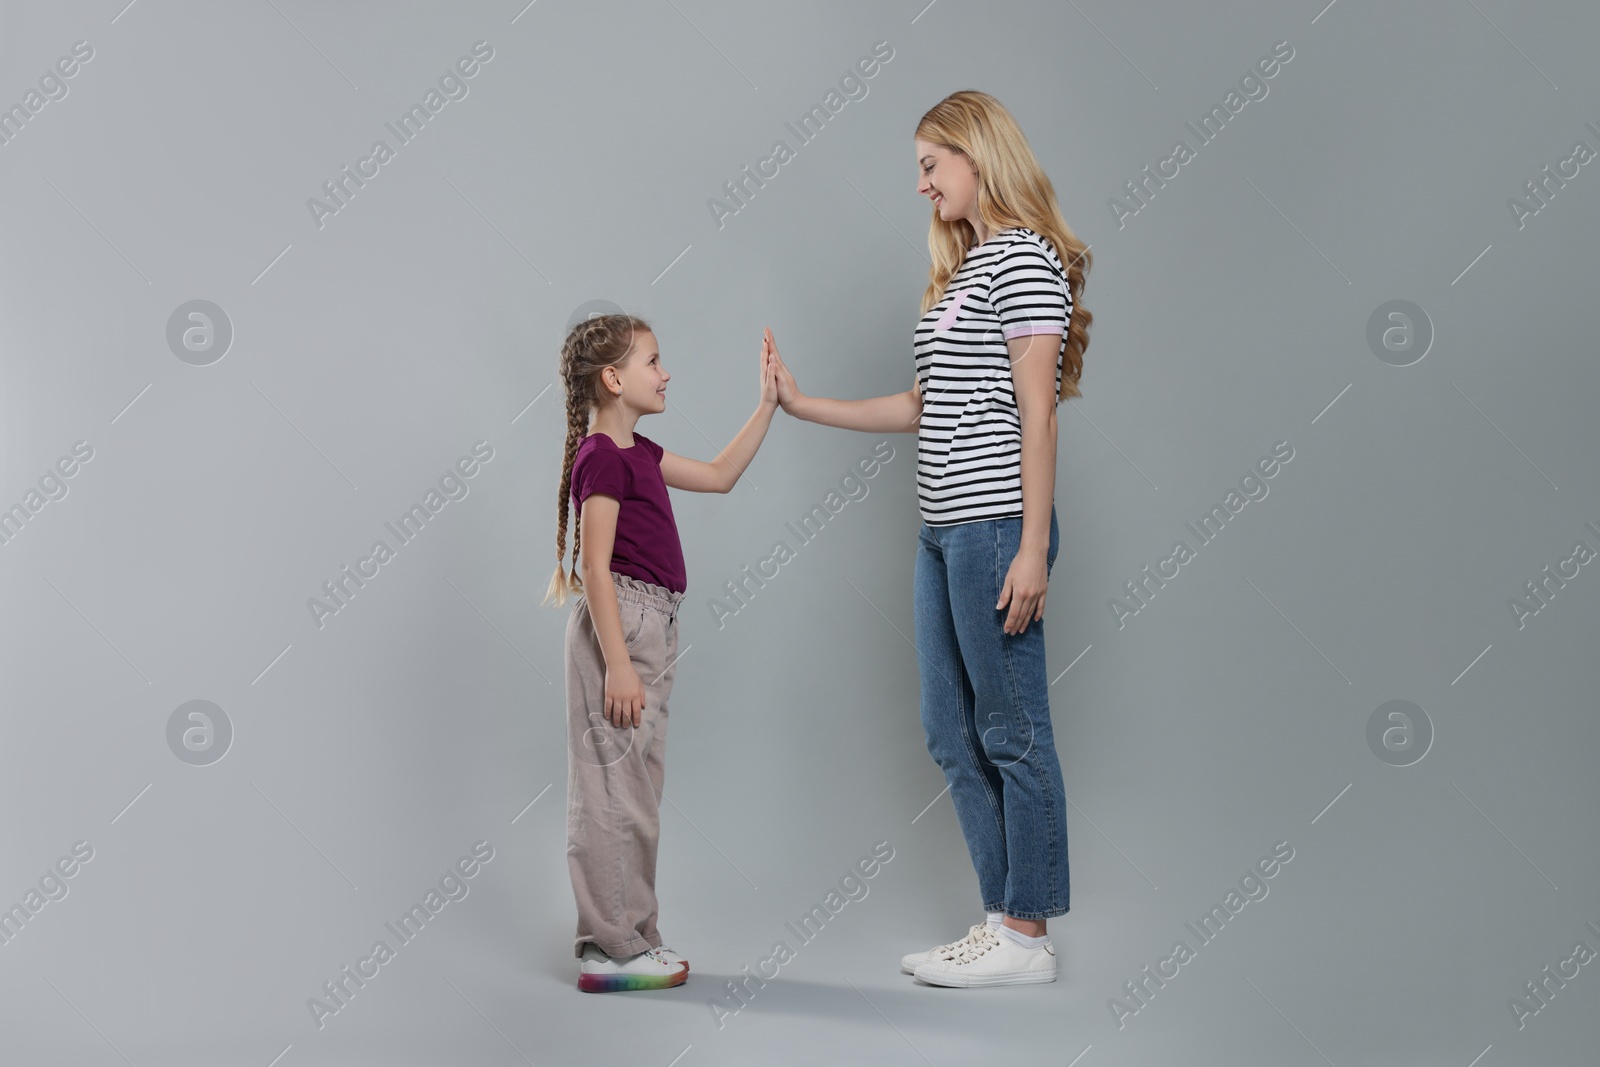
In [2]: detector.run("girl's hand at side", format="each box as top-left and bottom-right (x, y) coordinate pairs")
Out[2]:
(604, 661), (647, 728)
(764, 327), (802, 412)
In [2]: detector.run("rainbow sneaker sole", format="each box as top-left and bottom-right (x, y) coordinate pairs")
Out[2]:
(578, 967), (688, 993)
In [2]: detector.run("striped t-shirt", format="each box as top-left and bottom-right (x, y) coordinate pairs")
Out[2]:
(913, 227), (1072, 526)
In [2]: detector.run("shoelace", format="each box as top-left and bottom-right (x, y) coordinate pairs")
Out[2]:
(931, 923), (987, 958)
(944, 925), (1002, 965)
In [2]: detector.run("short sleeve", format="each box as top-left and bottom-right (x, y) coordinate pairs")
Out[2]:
(572, 445), (627, 506)
(991, 237), (1071, 340)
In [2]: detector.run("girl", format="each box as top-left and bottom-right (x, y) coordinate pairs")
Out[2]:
(763, 89), (1093, 988)
(545, 312), (778, 992)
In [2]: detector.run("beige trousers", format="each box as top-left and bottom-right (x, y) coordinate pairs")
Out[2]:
(564, 570), (685, 959)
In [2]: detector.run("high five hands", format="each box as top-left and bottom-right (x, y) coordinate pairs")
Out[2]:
(761, 327), (800, 412)
(757, 327), (780, 410)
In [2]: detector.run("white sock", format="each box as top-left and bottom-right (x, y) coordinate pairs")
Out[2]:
(985, 911), (1004, 928)
(996, 924), (1049, 949)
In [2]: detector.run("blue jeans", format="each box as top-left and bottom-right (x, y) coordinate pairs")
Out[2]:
(914, 505), (1069, 920)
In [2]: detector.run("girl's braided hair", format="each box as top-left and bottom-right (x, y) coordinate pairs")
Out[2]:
(543, 313), (652, 607)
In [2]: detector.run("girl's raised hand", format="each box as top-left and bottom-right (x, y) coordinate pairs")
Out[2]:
(764, 327), (801, 412)
(759, 329), (779, 409)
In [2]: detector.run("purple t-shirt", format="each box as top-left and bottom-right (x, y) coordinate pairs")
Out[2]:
(570, 431), (687, 593)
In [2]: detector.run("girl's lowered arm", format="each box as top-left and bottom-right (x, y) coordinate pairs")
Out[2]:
(576, 493), (633, 672)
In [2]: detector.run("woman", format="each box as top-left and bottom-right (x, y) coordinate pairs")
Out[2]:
(765, 89), (1093, 988)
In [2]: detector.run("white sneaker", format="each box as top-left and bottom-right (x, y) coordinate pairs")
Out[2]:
(577, 943), (687, 993)
(912, 925), (1056, 987)
(654, 944), (689, 971)
(900, 922), (991, 975)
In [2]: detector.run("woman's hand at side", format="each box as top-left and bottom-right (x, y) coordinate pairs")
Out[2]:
(997, 549), (1050, 635)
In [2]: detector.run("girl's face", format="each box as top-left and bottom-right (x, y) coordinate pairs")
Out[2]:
(915, 138), (977, 227)
(606, 328), (669, 414)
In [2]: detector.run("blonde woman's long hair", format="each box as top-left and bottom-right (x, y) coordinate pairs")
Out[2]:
(542, 313), (651, 607)
(915, 90), (1092, 401)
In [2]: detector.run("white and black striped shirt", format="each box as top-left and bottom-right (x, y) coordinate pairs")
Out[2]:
(913, 227), (1072, 526)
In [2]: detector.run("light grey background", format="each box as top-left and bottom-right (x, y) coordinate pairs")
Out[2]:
(2, 1), (1597, 1064)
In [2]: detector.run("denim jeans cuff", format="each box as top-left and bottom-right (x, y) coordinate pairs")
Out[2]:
(995, 904), (1071, 921)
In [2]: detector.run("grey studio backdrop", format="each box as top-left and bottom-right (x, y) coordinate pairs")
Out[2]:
(1, 0), (1597, 1064)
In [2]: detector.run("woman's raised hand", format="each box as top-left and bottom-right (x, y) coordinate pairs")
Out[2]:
(763, 326), (801, 413)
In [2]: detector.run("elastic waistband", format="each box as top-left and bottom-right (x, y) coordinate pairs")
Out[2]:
(607, 571), (685, 616)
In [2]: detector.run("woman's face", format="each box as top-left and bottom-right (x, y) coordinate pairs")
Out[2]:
(915, 138), (977, 225)
(607, 329), (669, 414)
